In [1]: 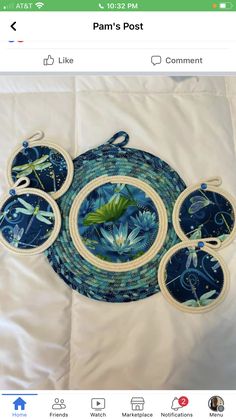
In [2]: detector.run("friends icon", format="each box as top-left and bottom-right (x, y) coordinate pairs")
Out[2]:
(52, 398), (66, 410)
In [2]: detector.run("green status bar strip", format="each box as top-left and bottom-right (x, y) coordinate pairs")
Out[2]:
(1, 0), (236, 11)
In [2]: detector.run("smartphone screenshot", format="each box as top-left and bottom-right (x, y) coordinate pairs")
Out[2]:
(0, 1), (236, 418)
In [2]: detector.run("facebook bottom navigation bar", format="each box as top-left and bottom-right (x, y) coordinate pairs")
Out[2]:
(0, 390), (234, 419)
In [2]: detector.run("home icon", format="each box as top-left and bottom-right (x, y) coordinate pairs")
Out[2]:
(131, 397), (145, 411)
(13, 397), (27, 411)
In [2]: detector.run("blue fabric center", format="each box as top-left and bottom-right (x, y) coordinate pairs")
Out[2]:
(0, 193), (55, 249)
(78, 182), (159, 263)
(179, 189), (234, 242)
(165, 247), (224, 307)
(11, 145), (68, 193)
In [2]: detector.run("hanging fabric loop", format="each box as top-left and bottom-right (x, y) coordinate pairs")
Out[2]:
(22, 131), (44, 148)
(106, 131), (129, 147)
(200, 177), (222, 189)
(9, 177), (30, 195)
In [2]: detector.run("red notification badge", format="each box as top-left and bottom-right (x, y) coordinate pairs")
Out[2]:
(178, 396), (189, 407)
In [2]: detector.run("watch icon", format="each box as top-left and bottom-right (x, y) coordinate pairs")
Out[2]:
(91, 398), (105, 410)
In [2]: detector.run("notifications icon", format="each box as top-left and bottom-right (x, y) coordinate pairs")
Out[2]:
(151, 55), (162, 65)
(171, 396), (189, 411)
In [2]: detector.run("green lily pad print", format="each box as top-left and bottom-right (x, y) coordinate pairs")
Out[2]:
(78, 182), (159, 263)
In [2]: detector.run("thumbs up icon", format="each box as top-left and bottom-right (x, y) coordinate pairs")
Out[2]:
(43, 55), (55, 66)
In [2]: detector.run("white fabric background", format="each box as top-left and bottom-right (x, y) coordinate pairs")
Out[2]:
(0, 76), (236, 390)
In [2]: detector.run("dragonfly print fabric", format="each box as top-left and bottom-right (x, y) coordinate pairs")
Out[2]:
(10, 145), (68, 194)
(0, 193), (55, 249)
(78, 182), (159, 263)
(164, 246), (225, 309)
(178, 189), (235, 243)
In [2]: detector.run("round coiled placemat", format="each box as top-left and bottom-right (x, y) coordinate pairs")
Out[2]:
(45, 132), (186, 302)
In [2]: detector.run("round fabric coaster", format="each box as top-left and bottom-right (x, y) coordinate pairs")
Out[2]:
(45, 131), (186, 303)
(0, 177), (61, 255)
(158, 241), (229, 313)
(7, 131), (74, 200)
(69, 175), (168, 272)
(173, 177), (236, 248)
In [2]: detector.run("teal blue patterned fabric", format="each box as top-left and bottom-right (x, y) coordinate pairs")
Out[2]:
(0, 193), (55, 249)
(78, 182), (159, 263)
(45, 132), (186, 303)
(11, 144), (68, 194)
(164, 245), (225, 308)
(179, 188), (235, 242)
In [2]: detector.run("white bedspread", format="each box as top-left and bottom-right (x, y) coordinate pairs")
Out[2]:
(0, 75), (236, 390)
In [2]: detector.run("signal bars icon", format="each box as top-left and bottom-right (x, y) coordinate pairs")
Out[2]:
(3, 3), (14, 9)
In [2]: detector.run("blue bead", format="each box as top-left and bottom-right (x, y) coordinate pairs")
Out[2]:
(22, 140), (29, 148)
(198, 241), (205, 248)
(201, 183), (207, 190)
(9, 189), (16, 196)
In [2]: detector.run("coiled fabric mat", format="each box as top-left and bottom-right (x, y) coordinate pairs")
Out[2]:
(45, 132), (186, 302)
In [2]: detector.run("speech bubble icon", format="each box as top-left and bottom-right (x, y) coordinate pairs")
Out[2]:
(151, 55), (162, 65)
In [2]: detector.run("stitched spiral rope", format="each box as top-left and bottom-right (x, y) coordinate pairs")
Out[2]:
(45, 132), (186, 302)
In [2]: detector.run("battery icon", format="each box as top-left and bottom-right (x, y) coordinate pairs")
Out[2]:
(219, 2), (233, 8)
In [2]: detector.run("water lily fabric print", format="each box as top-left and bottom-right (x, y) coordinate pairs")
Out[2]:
(0, 193), (55, 249)
(179, 189), (235, 242)
(11, 145), (68, 194)
(164, 246), (224, 308)
(78, 182), (159, 263)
